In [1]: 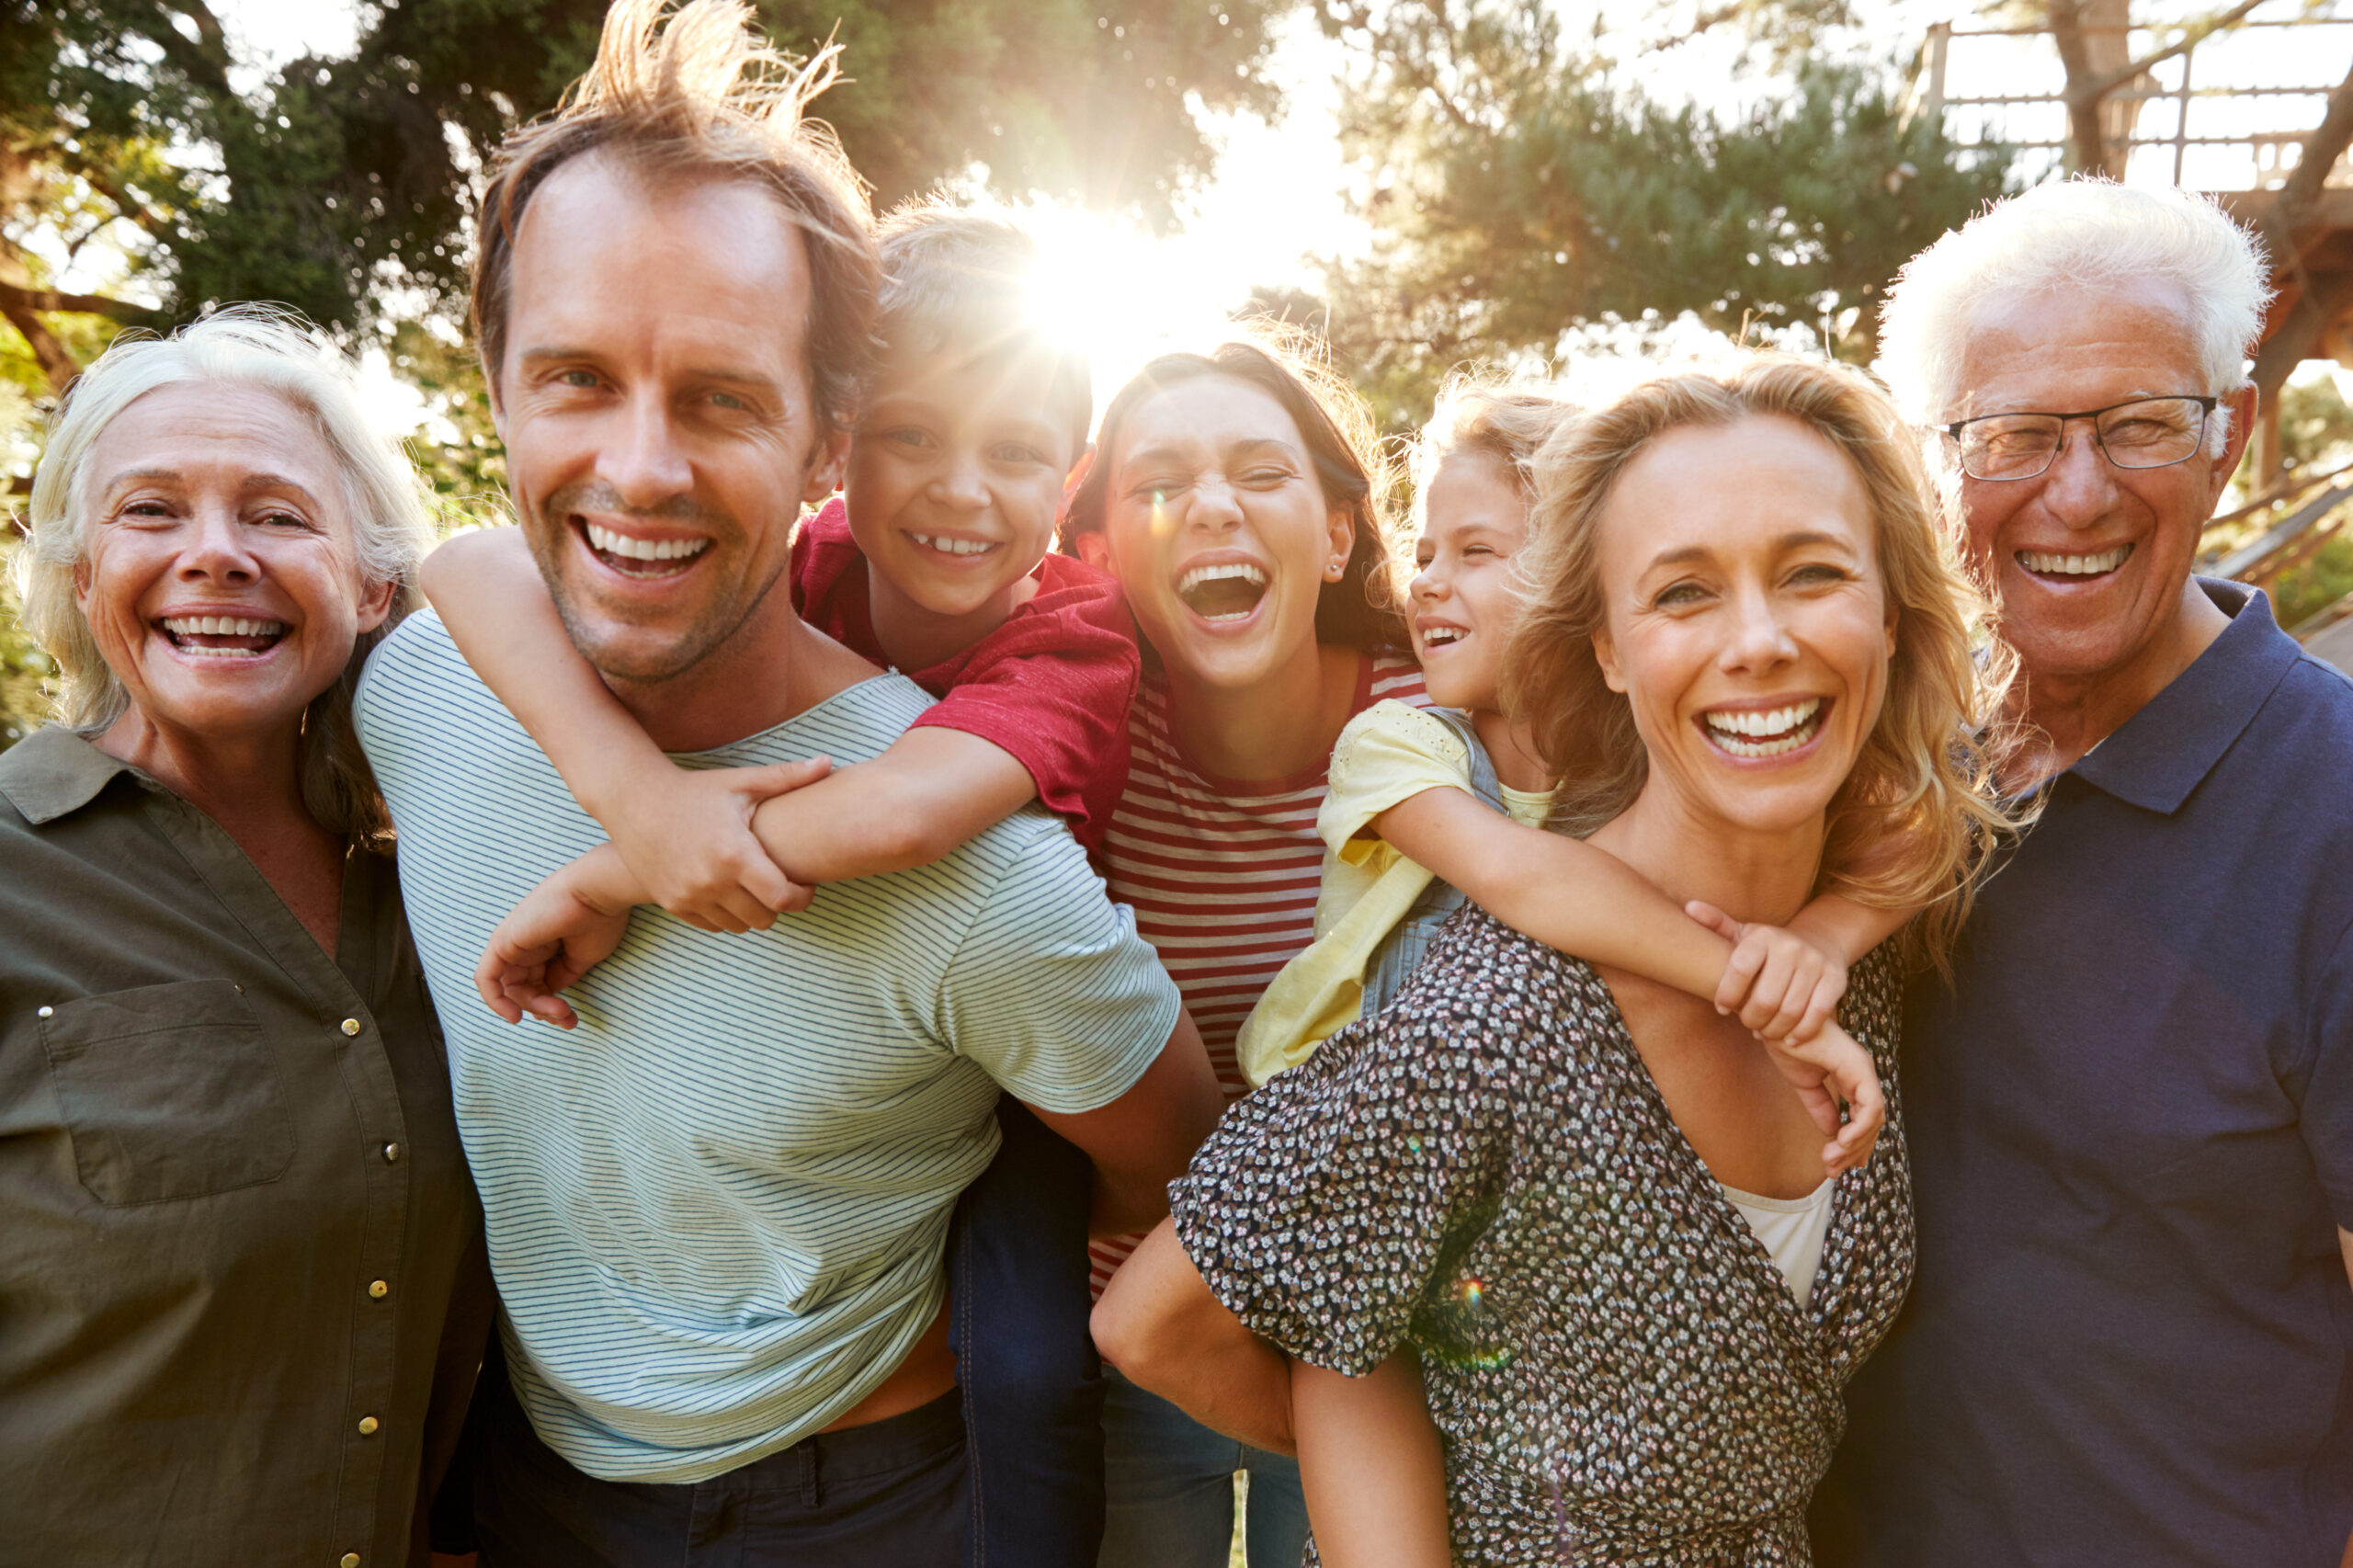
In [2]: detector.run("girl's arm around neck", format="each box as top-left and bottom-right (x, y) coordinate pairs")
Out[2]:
(1371, 786), (1733, 999)
(1293, 1353), (1453, 1568)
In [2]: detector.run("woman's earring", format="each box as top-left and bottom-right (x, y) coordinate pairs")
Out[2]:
(1325, 557), (1347, 581)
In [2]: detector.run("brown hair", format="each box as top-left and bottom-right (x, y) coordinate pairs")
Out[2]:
(873, 200), (1092, 457)
(1062, 328), (1407, 653)
(1503, 353), (2015, 970)
(470, 0), (880, 436)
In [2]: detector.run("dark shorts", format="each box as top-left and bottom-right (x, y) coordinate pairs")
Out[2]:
(473, 1363), (966, 1568)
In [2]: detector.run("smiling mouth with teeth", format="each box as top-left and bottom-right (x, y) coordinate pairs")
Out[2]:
(1419, 623), (1467, 649)
(1699, 697), (1827, 758)
(2016, 544), (2132, 579)
(583, 521), (712, 578)
(908, 531), (1000, 558)
(160, 615), (289, 659)
(1176, 562), (1269, 622)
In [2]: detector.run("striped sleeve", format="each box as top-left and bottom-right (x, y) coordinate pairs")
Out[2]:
(938, 827), (1179, 1115)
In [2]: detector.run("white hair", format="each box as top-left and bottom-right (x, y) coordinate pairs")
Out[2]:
(13, 305), (433, 843)
(1879, 178), (2272, 456)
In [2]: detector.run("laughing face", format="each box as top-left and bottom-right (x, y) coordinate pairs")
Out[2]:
(1951, 281), (2250, 692)
(1410, 451), (1530, 712)
(1592, 414), (1896, 839)
(845, 347), (1080, 630)
(490, 152), (847, 687)
(1094, 374), (1353, 692)
(75, 380), (395, 746)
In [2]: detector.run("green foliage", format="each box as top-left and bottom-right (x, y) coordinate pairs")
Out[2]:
(0, 541), (56, 751)
(7, 0), (1294, 352)
(1306, 0), (2025, 428)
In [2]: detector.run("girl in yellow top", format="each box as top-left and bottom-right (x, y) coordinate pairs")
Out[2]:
(1238, 382), (1908, 1127)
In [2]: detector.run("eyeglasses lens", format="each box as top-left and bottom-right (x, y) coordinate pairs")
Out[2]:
(1958, 397), (2207, 481)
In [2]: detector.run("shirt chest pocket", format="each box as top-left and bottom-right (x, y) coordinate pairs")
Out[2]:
(39, 980), (297, 1207)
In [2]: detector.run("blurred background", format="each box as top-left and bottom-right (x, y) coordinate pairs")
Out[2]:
(8, 0), (2353, 744)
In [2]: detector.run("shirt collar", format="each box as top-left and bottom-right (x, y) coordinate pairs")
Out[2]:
(2064, 578), (2300, 815)
(0, 724), (141, 825)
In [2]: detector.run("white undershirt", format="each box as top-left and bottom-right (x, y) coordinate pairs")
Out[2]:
(1720, 1178), (1837, 1308)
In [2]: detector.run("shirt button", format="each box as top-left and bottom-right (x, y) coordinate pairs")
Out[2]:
(341, 1555), (361, 1568)
(368, 1279), (390, 1300)
(357, 1415), (380, 1436)
(340, 1017), (362, 1037)
(381, 1142), (401, 1164)
(37, 1006), (52, 1018)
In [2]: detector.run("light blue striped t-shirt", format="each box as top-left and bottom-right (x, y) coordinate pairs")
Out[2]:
(354, 611), (1178, 1483)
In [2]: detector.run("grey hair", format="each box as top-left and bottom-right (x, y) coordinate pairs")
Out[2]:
(1879, 177), (2272, 457)
(15, 304), (433, 846)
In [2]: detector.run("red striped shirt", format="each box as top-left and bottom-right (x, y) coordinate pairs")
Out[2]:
(1089, 650), (1426, 1295)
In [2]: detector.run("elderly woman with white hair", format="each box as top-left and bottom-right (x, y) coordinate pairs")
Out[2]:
(0, 308), (492, 1568)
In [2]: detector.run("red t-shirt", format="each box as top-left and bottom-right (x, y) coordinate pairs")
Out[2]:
(789, 497), (1137, 852)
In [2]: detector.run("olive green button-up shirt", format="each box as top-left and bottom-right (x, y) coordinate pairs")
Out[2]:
(0, 725), (492, 1568)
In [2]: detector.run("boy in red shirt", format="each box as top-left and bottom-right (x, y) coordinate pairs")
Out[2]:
(424, 207), (1135, 1568)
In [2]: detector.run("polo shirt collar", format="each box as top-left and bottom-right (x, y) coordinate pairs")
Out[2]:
(2065, 578), (2299, 815)
(0, 723), (139, 825)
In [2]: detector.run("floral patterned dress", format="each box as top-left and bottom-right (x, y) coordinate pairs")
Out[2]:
(1169, 906), (1914, 1567)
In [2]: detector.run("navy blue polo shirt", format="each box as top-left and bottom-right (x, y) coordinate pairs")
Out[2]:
(1817, 582), (2353, 1568)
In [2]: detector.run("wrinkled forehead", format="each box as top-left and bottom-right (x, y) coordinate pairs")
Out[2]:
(1954, 278), (2205, 415)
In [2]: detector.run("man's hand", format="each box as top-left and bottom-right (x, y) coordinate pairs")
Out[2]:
(607, 756), (831, 932)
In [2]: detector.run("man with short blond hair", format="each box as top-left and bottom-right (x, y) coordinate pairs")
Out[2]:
(1817, 179), (2353, 1567)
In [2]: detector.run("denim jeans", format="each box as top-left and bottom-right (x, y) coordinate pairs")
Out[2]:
(950, 1097), (1106, 1568)
(1097, 1368), (1309, 1568)
(473, 1362), (967, 1568)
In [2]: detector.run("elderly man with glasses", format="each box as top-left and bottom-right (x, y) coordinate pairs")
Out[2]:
(1814, 180), (2353, 1567)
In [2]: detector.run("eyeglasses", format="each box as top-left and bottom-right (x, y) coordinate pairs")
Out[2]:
(1941, 395), (2218, 483)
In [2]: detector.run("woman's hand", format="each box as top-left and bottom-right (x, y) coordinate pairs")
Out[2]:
(1688, 900), (1882, 1175)
(1689, 899), (1849, 1041)
(472, 846), (641, 1028)
(605, 756), (833, 933)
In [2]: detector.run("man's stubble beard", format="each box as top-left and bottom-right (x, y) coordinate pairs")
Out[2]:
(520, 491), (796, 689)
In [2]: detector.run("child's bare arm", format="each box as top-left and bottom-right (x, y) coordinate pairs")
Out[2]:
(743, 728), (1040, 883)
(1372, 785), (1733, 998)
(1292, 1353), (1452, 1568)
(423, 528), (819, 926)
(424, 528), (1044, 908)
(1378, 786), (1883, 1173)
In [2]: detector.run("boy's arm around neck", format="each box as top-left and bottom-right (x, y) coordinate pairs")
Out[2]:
(745, 728), (1040, 881)
(420, 525), (681, 825)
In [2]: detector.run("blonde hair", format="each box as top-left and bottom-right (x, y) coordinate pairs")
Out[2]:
(1403, 376), (1580, 600)
(470, 0), (879, 435)
(1503, 354), (2013, 970)
(15, 305), (433, 846)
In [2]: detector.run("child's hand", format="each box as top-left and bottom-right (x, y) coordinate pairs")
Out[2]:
(604, 756), (833, 932)
(1755, 1017), (1886, 1176)
(1688, 899), (1881, 1176)
(1686, 900), (1849, 1042)
(472, 860), (635, 1028)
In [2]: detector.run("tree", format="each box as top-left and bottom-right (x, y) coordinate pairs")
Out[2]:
(1302, 0), (2022, 427)
(0, 0), (1302, 741)
(2, 0), (1297, 400)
